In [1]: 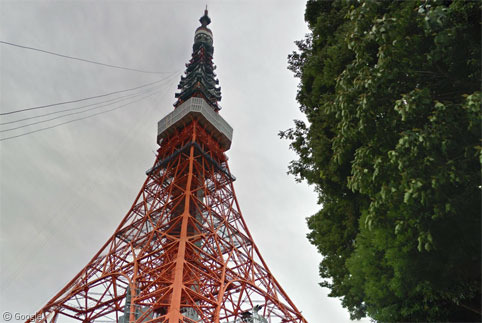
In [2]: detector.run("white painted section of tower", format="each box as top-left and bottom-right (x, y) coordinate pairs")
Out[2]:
(157, 97), (233, 150)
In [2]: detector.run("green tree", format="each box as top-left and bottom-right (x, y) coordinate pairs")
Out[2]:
(282, 1), (481, 321)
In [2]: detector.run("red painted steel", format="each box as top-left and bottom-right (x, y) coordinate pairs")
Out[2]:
(27, 119), (307, 323)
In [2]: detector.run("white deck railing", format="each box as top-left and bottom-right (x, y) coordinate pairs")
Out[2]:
(157, 97), (233, 150)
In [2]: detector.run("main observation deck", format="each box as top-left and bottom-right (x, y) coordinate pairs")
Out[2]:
(157, 97), (233, 151)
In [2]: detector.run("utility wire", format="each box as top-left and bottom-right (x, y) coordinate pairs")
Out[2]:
(0, 40), (171, 75)
(0, 72), (179, 125)
(0, 88), (165, 142)
(0, 86), (162, 133)
(0, 91), (144, 126)
(0, 72), (179, 116)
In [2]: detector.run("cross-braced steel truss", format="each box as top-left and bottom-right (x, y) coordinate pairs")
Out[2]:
(28, 120), (307, 323)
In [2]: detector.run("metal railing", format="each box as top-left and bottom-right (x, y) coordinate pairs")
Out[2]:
(157, 97), (233, 148)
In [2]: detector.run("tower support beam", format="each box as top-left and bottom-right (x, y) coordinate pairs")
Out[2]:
(167, 130), (196, 322)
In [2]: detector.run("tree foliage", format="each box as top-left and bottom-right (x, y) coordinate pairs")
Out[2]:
(282, 1), (481, 321)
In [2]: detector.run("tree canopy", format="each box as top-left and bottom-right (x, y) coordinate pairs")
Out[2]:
(282, 1), (481, 321)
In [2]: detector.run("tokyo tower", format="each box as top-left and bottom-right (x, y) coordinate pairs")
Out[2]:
(28, 10), (307, 323)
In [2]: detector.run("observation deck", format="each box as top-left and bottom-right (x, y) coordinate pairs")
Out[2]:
(157, 97), (233, 151)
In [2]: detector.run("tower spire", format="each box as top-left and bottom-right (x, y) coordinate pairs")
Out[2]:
(175, 9), (221, 111)
(199, 6), (210, 27)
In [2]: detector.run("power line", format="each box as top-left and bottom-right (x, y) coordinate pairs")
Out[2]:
(0, 86), (162, 133)
(0, 92), (142, 126)
(0, 40), (171, 75)
(0, 72), (179, 125)
(0, 88), (165, 142)
(0, 72), (179, 116)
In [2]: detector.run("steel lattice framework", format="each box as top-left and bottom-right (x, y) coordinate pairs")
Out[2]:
(28, 9), (307, 323)
(28, 122), (306, 323)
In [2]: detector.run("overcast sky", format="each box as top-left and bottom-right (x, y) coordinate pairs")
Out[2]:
(0, 1), (368, 322)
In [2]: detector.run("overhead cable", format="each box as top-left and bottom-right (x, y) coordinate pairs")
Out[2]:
(0, 72), (179, 116)
(0, 88), (164, 142)
(0, 40), (171, 75)
(0, 72), (178, 125)
(0, 86), (162, 133)
(0, 92), (146, 126)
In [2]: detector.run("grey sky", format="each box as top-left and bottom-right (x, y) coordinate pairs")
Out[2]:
(0, 1), (367, 322)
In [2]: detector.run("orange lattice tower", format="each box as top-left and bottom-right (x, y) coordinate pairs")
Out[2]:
(28, 10), (306, 323)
